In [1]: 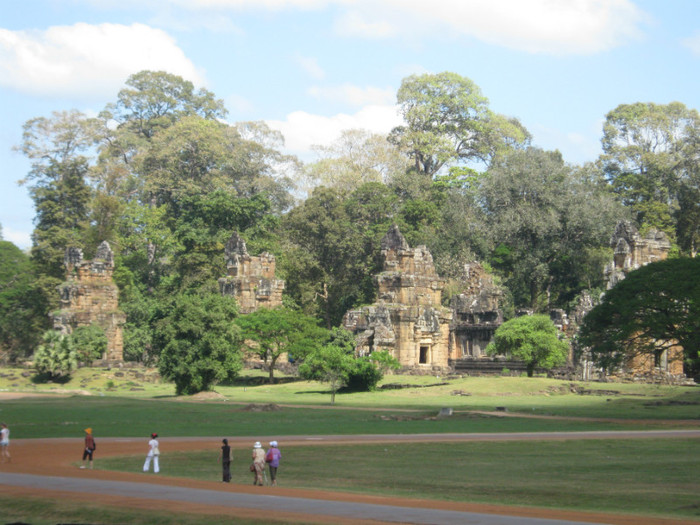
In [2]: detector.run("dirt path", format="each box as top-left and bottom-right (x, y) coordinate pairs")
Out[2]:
(2, 433), (699, 525)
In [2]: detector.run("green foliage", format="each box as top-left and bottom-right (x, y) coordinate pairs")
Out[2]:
(70, 324), (108, 364)
(236, 307), (327, 382)
(298, 343), (356, 404)
(600, 101), (700, 247)
(0, 241), (46, 361)
(389, 71), (529, 177)
(345, 358), (383, 392)
(487, 314), (569, 376)
(155, 292), (242, 395)
(579, 257), (700, 374)
(33, 330), (78, 380)
(481, 148), (623, 309)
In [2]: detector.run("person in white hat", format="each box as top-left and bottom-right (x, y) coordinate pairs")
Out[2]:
(251, 441), (266, 485)
(265, 440), (282, 486)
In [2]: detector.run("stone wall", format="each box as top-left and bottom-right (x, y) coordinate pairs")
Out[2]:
(52, 242), (126, 362)
(218, 232), (285, 314)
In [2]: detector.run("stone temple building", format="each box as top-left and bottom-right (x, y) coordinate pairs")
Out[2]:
(218, 232), (285, 314)
(343, 225), (453, 371)
(603, 220), (683, 377)
(576, 220), (684, 380)
(52, 241), (126, 362)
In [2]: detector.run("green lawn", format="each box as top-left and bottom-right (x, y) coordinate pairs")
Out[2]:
(97, 439), (700, 520)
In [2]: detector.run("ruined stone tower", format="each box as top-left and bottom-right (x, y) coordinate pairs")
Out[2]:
(53, 241), (126, 362)
(218, 232), (285, 313)
(604, 220), (671, 289)
(449, 262), (504, 360)
(343, 225), (452, 371)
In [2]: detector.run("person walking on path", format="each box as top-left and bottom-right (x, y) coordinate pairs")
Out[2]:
(265, 440), (282, 486)
(143, 433), (160, 473)
(218, 438), (232, 482)
(0, 423), (10, 463)
(251, 441), (266, 486)
(81, 428), (95, 469)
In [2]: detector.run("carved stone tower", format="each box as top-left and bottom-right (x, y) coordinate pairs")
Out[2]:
(53, 241), (126, 362)
(343, 225), (452, 370)
(218, 232), (285, 313)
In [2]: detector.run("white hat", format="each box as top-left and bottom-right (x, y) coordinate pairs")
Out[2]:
(270, 440), (278, 447)
(254, 441), (261, 448)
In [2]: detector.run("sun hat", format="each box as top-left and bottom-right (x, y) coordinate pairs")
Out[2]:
(85, 428), (92, 434)
(254, 441), (261, 448)
(270, 440), (278, 447)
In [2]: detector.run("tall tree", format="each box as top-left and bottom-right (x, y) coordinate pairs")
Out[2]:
(306, 129), (410, 193)
(0, 241), (45, 361)
(599, 101), (700, 243)
(155, 291), (242, 395)
(235, 307), (327, 382)
(105, 70), (227, 140)
(480, 148), (623, 310)
(389, 72), (530, 177)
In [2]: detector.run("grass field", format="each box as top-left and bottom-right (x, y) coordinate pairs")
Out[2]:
(2, 366), (700, 523)
(98, 439), (700, 520)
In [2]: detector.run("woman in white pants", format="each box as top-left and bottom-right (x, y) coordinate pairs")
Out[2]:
(143, 433), (160, 473)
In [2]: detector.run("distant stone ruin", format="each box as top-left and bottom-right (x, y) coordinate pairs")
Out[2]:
(52, 242), (126, 362)
(449, 262), (504, 359)
(577, 220), (684, 380)
(218, 232), (285, 314)
(604, 219), (671, 289)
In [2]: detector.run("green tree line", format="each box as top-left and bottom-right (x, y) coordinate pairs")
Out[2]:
(1, 70), (698, 386)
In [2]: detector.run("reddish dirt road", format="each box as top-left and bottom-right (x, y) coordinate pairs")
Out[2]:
(2, 433), (699, 525)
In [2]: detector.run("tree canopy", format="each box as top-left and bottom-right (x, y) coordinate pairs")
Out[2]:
(487, 314), (569, 377)
(389, 72), (530, 177)
(578, 258), (700, 374)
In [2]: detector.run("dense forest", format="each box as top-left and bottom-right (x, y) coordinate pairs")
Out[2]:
(1, 70), (699, 370)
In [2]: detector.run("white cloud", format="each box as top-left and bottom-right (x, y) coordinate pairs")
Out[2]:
(333, 10), (397, 39)
(682, 31), (700, 55)
(372, 0), (648, 54)
(0, 23), (204, 98)
(267, 104), (401, 158)
(294, 54), (326, 80)
(308, 84), (395, 107)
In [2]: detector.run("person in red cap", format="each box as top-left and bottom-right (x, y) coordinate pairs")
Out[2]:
(143, 433), (160, 473)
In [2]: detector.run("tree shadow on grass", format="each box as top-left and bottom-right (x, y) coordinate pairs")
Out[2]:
(31, 372), (71, 385)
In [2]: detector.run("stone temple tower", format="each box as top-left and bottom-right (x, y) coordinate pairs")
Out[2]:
(218, 232), (285, 313)
(52, 241), (126, 362)
(343, 225), (452, 371)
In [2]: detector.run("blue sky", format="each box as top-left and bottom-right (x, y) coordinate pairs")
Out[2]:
(2, 0), (699, 249)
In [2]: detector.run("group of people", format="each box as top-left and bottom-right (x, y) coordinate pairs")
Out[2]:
(78, 428), (282, 486)
(220, 438), (282, 486)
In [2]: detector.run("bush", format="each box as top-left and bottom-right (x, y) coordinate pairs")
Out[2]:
(345, 358), (383, 391)
(33, 330), (78, 380)
(70, 324), (108, 364)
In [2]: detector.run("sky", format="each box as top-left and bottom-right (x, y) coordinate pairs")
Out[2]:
(1, 0), (699, 249)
